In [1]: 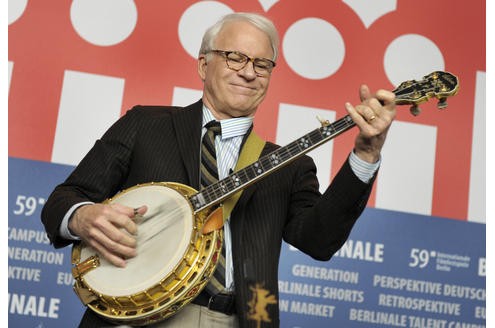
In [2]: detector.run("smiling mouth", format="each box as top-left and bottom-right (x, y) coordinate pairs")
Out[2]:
(230, 83), (256, 92)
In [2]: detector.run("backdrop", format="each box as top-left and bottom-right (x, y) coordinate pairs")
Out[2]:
(8, 1), (486, 327)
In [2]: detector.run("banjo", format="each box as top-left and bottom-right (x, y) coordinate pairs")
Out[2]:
(71, 71), (459, 326)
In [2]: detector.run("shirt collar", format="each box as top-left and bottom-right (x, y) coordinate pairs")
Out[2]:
(202, 105), (253, 140)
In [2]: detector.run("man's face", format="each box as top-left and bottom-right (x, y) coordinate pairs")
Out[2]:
(198, 21), (274, 119)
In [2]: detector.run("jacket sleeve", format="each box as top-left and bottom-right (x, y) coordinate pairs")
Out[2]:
(40, 107), (143, 248)
(283, 155), (376, 260)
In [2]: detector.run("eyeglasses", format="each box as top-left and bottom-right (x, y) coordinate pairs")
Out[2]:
(208, 50), (276, 77)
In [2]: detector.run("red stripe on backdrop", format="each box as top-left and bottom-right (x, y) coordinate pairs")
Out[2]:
(8, 2), (73, 161)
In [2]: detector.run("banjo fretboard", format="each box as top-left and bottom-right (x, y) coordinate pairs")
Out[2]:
(190, 115), (355, 212)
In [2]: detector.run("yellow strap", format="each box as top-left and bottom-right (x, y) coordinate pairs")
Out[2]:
(222, 131), (266, 220)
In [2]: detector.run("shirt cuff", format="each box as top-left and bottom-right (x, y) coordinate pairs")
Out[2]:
(348, 151), (381, 183)
(59, 202), (94, 240)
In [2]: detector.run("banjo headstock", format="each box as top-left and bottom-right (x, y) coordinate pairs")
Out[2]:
(393, 71), (459, 116)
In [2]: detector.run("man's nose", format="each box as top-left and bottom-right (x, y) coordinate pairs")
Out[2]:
(237, 60), (258, 79)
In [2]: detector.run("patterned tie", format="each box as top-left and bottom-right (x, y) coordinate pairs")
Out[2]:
(200, 121), (226, 295)
(200, 121), (222, 189)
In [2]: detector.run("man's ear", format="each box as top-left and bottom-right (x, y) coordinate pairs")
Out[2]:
(198, 55), (207, 81)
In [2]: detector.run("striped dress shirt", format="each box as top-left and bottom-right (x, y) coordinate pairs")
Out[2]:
(201, 106), (254, 291)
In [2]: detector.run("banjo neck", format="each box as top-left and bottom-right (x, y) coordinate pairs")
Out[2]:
(189, 115), (355, 213)
(189, 71), (459, 213)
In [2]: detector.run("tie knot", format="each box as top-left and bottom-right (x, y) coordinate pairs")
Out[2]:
(205, 121), (222, 136)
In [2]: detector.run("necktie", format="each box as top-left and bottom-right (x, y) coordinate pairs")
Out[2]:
(200, 121), (222, 189)
(200, 121), (226, 295)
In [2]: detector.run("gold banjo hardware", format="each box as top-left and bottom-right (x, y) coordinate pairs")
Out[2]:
(70, 71), (459, 326)
(72, 182), (224, 326)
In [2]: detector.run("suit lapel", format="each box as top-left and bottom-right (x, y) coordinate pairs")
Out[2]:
(172, 100), (203, 190)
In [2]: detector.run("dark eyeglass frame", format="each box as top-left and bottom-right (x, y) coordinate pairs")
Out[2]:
(208, 49), (276, 76)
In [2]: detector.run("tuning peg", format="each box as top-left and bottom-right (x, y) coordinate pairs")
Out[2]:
(437, 98), (448, 109)
(410, 104), (421, 116)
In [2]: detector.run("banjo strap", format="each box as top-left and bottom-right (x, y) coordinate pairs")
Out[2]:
(222, 130), (266, 221)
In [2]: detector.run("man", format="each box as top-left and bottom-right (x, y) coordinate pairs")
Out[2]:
(41, 12), (396, 328)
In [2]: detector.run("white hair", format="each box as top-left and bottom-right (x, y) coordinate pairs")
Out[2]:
(199, 12), (280, 61)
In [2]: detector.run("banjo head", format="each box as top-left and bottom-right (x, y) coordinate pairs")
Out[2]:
(71, 182), (222, 326)
(83, 183), (193, 295)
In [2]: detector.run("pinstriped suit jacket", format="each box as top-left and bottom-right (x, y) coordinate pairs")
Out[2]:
(41, 99), (375, 327)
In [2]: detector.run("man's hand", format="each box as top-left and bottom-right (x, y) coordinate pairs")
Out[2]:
(69, 203), (147, 267)
(345, 85), (396, 163)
